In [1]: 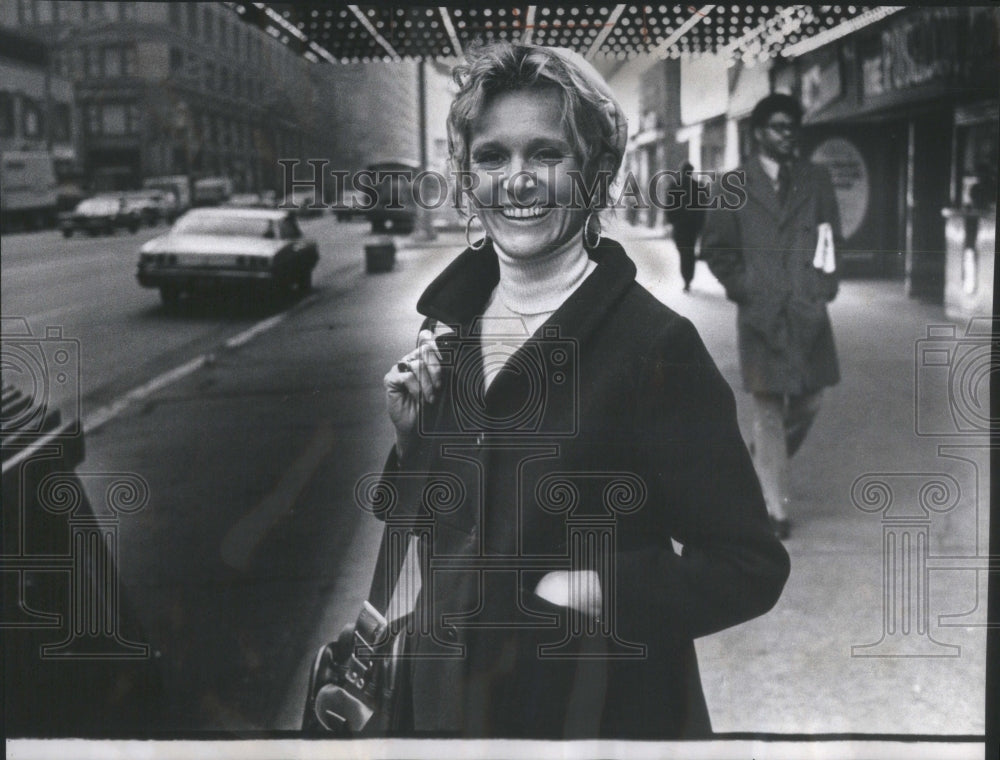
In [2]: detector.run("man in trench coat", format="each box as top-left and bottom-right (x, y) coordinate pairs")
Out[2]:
(700, 93), (841, 538)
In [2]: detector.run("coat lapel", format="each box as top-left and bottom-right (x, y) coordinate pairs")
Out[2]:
(780, 161), (814, 226)
(416, 237), (638, 410)
(744, 157), (782, 223)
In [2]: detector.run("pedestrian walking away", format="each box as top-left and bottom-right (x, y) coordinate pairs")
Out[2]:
(700, 92), (841, 541)
(667, 161), (706, 293)
(375, 42), (790, 739)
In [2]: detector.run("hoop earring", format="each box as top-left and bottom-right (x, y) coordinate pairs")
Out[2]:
(584, 211), (602, 249)
(465, 214), (487, 251)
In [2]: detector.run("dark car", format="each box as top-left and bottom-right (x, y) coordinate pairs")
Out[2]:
(59, 195), (140, 237)
(136, 208), (319, 306)
(367, 159), (418, 234)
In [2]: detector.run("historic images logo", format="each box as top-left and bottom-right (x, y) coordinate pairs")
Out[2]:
(2, 317), (149, 660)
(852, 318), (996, 658)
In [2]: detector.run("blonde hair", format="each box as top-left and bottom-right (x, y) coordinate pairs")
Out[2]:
(447, 42), (624, 196)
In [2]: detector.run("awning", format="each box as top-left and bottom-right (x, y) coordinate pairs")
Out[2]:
(228, 4), (905, 65)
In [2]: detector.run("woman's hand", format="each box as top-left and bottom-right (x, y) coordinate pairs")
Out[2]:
(534, 570), (603, 620)
(384, 330), (443, 458)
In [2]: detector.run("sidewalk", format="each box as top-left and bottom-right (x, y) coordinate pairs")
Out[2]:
(400, 220), (988, 734)
(616, 221), (987, 735)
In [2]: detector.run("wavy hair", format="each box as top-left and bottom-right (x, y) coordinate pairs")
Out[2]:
(447, 42), (625, 203)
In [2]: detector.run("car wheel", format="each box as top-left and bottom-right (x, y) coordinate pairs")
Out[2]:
(62, 228), (73, 238)
(129, 222), (139, 234)
(159, 286), (181, 308)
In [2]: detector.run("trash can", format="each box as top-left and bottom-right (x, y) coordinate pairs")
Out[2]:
(365, 236), (396, 274)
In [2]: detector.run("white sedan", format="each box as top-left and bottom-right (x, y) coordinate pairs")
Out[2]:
(136, 208), (319, 306)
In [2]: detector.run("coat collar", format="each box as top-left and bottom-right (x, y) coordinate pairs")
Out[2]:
(416, 235), (638, 349)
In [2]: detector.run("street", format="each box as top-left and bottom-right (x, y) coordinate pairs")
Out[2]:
(2, 215), (988, 735)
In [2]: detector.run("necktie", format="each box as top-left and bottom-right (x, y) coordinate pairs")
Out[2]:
(777, 163), (791, 207)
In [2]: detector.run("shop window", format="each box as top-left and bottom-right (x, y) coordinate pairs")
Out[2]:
(956, 121), (998, 209)
(0, 92), (14, 139)
(22, 98), (43, 138)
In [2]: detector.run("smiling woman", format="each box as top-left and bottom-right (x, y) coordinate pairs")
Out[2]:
(363, 42), (791, 740)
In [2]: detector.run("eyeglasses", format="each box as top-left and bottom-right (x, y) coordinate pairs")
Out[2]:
(765, 121), (798, 134)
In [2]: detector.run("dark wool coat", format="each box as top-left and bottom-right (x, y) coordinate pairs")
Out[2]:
(375, 237), (790, 739)
(700, 157), (842, 395)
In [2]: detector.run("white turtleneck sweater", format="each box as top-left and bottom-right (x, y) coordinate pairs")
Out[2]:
(479, 230), (596, 391)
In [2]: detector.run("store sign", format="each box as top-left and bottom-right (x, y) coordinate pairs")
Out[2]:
(861, 8), (962, 97)
(810, 137), (869, 239)
(801, 49), (842, 115)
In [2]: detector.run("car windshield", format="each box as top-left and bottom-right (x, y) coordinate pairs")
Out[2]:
(173, 214), (278, 237)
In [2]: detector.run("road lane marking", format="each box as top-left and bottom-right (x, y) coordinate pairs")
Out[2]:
(220, 421), (336, 573)
(81, 295), (317, 435)
(224, 312), (289, 349)
(82, 355), (207, 434)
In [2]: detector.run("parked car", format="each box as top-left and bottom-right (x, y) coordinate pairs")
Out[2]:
(136, 208), (319, 306)
(223, 192), (274, 209)
(143, 175), (190, 220)
(366, 159), (418, 234)
(192, 176), (233, 207)
(332, 188), (369, 222)
(122, 190), (175, 227)
(59, 196), (140, 237)
(286, 186), (326, 218)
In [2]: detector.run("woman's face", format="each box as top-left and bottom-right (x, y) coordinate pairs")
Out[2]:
(468, 87), (588, 259)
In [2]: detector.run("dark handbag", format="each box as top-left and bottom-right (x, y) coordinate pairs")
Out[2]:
(302, 528), (412, 736)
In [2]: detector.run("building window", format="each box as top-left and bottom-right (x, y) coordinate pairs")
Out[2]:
(36, 1), (53, 23)
(170, 48), (184, 74)
(22, 98), (43, 138)
(83, 47), (98, 77)
(169, 3), (182, 27)
(84, 103), (99, 135)
(0, 92), (14, 138)
(204, 8), (214, 42)
(103, 104), (127, 135)
(220, 67), (229, 94)
(205, 62), (216, 91)
(123, 45), (136, 76)
(102, 47), (120, 77)
(119, 3), (135, 21)
(186, 3), (197, 35)
(52, 103), (71, 143)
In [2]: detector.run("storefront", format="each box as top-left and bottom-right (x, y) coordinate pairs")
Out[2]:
(784, 6), (999, 300)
